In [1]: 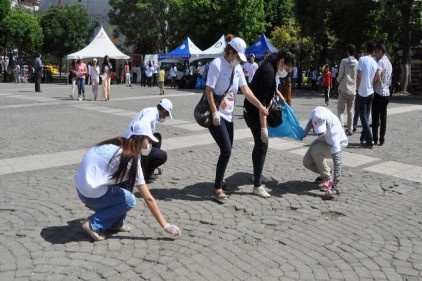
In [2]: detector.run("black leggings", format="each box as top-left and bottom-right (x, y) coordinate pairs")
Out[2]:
(208, 118), (233, 189)
(244, 111), (268, 187)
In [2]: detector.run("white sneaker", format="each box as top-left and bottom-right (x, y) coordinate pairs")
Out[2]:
(253, 186), (271, 198)
(251, 175), (271, 183)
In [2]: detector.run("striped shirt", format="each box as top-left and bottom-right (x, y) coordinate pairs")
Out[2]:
(374, 55), (392, 97)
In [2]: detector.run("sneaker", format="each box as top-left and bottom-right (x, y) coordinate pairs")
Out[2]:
(251, 175), (271, 183)
(82, 218), (106, 241)
(253, 185), (271, 198)
(324, 189), (338, 200)
(320, 180), (334, 191)
(213, 189), (228, 202)
(345, 129), (353, 136)
(109, 224), (131, 232)
(353, 126), (357, 132)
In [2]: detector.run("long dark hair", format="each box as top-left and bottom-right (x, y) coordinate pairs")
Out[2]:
(276, 49), (295, 67)
(96, 135), (144, 188)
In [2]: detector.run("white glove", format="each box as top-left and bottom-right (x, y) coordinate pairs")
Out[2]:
(212, 111), (221, 126)
(261, 127), (268, 143)
(164, 223), (181, 236)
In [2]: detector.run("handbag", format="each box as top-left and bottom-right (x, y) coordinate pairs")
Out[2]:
(267, 97), (283, 128)
(268, 103), (305, 140)
(194, 69), (235, 128)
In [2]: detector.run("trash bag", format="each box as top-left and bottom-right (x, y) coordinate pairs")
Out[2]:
(268, 103), (305, 140)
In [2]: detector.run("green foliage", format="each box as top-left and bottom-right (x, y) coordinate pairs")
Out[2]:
(3, 9), (43, 54)
(40, 3), (94, 60)
(264, 0), (294, 35)
(0, 0), (11, 22)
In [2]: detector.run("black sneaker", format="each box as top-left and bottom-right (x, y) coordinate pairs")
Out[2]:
(353, 126), (357, 132)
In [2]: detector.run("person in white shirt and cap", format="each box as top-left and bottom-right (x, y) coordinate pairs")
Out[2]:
(74, 119), (181, 241)
(124, 98), (173, 181)
(301, 106), (348, 198)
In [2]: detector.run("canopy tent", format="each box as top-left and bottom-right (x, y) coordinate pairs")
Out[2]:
(195, 35), (226, 60)
(158, 37), (202, 61)
(245, 33), (278, 59)
(67, 27), (130, 60)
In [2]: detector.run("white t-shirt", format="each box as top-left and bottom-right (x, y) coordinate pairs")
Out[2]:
(357, 55), (379, 97)
(124, 107), (159, 136)
(74, 144), (145, 198)
(243, 61), (258, 83)
(206, 56), (247, 122)
(170, 66), (177, 77)
(312, 107), (348, 154)
(89, 65), (100, 81)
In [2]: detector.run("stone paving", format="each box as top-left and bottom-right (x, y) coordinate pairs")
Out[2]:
(0, 81), (421, 281)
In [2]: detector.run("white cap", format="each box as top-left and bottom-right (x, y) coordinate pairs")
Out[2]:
(159, 98), (173, 119)
(228, 37), (247, 62)
(311, 108), (327, 134)
(123, 120), (158, 142)
(92, 58), (97, 62)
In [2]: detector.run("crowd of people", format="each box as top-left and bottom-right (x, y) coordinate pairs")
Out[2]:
(73, 35), (393, 242)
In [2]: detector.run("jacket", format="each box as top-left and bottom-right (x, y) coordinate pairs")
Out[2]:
(337, 56), (358, 95)
(244, 54), (277, 120)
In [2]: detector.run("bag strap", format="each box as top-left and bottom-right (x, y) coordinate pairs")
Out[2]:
(223, 68), (235, 96)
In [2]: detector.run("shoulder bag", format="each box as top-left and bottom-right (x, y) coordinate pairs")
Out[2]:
(194, 69), (235, 128)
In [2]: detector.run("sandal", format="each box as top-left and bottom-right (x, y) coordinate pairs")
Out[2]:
(82, 218), (106, 241)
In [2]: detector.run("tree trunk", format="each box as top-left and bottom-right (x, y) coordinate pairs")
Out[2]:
(400, 0), (413, 93)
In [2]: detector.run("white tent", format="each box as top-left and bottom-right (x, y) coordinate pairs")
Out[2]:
(197, 35), (226, 60)
(67, 27), (130, 60)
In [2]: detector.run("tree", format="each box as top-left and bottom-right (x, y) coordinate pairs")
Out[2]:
(40, 3), (95, 75)
(108, 0), (174, 54)
(0, 0), (11, 57)
(263, 0), (294, 36)
(3, 9), (43, 57)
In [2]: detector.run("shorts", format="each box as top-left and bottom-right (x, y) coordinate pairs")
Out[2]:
(158, 81), (164, 89)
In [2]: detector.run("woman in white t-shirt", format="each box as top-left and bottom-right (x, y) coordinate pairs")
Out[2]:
(89, 58), (100, 100)
(205, 35), (268, 201)
(74, 120), (181, 241)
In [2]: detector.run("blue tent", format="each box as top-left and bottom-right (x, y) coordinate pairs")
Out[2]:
(245, 34), (279, 59)
(158, 37), (202, 61)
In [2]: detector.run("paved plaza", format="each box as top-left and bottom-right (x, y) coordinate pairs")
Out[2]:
(0, 81), (421, 281)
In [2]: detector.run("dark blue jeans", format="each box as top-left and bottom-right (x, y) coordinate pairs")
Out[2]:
(77, 78), (85, 96)
(208, 118), (233, 189)
(356, 93), (374, 144)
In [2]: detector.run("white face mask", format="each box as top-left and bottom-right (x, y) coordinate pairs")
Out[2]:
(230, 58), (240, 68)
(278, 69), (288, 78)
(141, 143), (152, 156)
(158, 117), (165, 123)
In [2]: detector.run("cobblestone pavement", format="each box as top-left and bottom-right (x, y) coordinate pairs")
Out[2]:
(1, 82), (421, 281)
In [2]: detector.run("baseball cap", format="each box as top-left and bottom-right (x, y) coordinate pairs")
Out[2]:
(159, 98), (173, 119)
(249, 53), (255, 58)
(311, 108), (327, 134)
(93, 58), (97, 62)
(123, 120), (158, 142)
(228, 37), (247, 62)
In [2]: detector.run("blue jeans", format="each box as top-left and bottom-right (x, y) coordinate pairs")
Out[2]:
(356, 93), (374, 144)
(208, 118), (233, 189)
(77, 78), (85, 96)
(77, 184), (136, 232)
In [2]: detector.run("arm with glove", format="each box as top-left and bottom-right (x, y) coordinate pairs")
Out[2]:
(137, 184), (181, 236)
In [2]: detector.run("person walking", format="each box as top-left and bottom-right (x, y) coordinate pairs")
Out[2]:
(124, 60), (131, 87)
(243, 54), (258, 87)
(205, 35), (268, 201)
(158, 66), (165, 95)
(101, 55), (113, 101)
(123, 99), (173, 182)
(69, 59), (77, 99)
(356, 42), (380, 148)
(170, 64), (177, 88)
(74, 119), (181, 241)
(372, 43), (392, 146)
(337, 44), (358, 136)
(89, 58), (100, 101)
(301, 106), (348, 199)
(244, 49), (295, 198)
(34, 53), (44, 92)
(76, 57), (87, 101)
(322, 64), (332, 106)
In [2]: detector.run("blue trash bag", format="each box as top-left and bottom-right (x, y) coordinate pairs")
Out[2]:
(268, 103), (305, 140)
